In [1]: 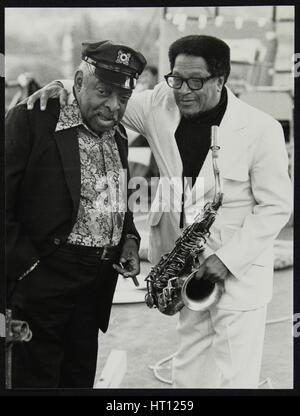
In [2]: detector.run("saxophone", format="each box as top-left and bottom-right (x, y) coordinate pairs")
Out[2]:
(145, 125), (224, 315)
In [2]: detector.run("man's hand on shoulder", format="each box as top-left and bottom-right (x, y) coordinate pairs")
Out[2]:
(27, 81), (68, 111)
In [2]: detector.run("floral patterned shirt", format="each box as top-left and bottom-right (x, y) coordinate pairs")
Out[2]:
(55, 92), (126, 247)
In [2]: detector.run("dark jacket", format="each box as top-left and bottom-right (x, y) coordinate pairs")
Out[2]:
(5, 99), (140, 310)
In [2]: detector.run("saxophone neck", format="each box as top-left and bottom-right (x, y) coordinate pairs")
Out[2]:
(212, 193), (223, 211)
(211, 125), (223, 210)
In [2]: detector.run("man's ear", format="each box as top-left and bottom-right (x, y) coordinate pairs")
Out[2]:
(216, 76), (225, 92)
(74, 70), (83, 92)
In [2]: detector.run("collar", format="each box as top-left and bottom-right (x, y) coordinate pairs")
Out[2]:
(178, 87), (228, 127)
(55, 91), (83, 132)
(162, 82), (246, 131)
(194, 87), (228, 124)
(55, 89), (127, 140)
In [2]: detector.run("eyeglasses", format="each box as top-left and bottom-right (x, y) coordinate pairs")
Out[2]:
(164, 73), (215, 91)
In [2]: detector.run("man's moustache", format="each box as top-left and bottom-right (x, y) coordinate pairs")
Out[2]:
(98, 111), (118, 122)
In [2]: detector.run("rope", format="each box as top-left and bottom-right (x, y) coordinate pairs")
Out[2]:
(149, 316), (292, 386)
(148, 353), (175, 385)
(258, 378), (274, 389)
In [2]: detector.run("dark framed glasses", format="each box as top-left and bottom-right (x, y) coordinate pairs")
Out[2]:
(164, 73), (215, 91)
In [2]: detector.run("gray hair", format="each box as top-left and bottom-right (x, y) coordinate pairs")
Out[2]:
(76, 60), (96, 81)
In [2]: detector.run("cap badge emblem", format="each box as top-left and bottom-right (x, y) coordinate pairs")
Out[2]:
(116, 50), (131, 66)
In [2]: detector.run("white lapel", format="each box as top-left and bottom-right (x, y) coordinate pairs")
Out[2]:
(150, 89), (183, 204)
(152, 90), (182, 177)
(185, 88), (248, 207)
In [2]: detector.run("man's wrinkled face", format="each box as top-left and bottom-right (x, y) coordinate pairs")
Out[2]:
(75, 72), (132, 134)
(172, 54), (224, 118)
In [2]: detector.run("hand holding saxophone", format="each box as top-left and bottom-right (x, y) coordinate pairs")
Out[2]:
(195, 254), (230, 284)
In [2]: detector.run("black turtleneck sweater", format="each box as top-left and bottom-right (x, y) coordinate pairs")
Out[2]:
(175, 87), (228, 187)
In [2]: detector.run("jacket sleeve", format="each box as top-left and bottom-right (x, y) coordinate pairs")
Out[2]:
(5, 104), (40, 295)
(116, 124), (141, 249)
(124, 159), (141, 249)
(215, 119), (293, 278)
(124, 211), (141, 249)
(122, 89), (154, 136)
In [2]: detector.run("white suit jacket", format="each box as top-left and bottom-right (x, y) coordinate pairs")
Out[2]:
(123, 82), (293, 310)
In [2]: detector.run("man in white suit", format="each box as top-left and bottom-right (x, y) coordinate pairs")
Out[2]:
(27, 35), (292, 388)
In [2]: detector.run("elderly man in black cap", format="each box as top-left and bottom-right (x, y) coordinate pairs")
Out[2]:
(5, 40), (146, 388)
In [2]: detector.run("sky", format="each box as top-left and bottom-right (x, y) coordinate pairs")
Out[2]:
(5, 8), (161, 38)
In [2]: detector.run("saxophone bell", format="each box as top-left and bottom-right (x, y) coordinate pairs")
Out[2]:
(181, 270), (223, 312)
